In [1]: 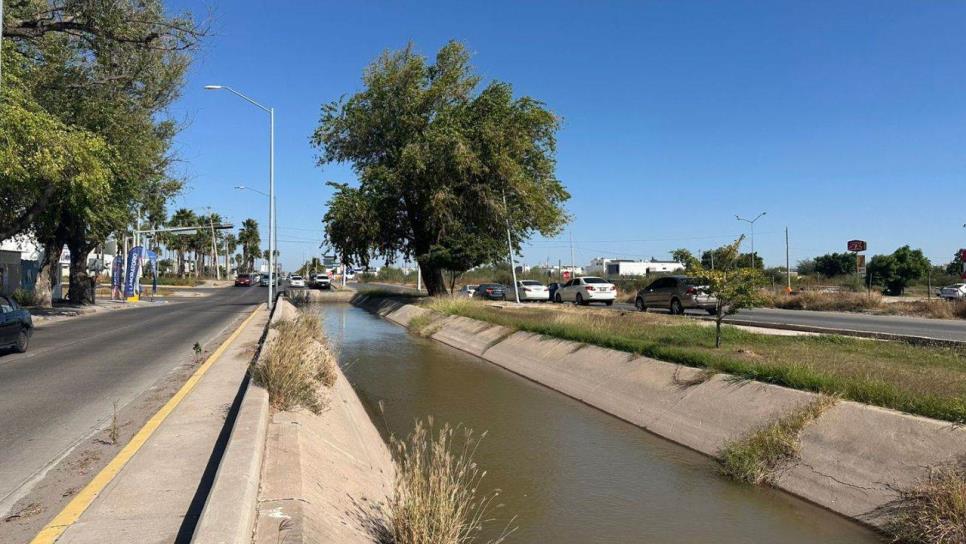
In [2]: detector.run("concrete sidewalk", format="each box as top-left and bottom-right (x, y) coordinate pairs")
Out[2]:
(46, 305), (268, 544)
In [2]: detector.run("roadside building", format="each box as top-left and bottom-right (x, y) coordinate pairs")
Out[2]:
(588, 257), (684, 277)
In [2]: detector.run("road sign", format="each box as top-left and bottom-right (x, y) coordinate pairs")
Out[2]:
(856, 254), (866, 274)
(847, 240), (867, 252)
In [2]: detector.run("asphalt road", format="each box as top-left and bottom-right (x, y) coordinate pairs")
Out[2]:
(0, 286), (264, 518)
(354, 282), (966, 343)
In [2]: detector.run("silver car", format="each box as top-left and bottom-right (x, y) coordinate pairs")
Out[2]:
(635, 275), (717, 315)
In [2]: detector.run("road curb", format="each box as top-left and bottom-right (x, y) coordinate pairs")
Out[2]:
(190, 380), (269, 544)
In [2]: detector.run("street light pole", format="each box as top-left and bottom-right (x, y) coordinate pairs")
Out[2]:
(736, 211), (767, 268)
(206, 85), (276, 309)
(235, 184), (277, 284)
(503, 190), (520, 303)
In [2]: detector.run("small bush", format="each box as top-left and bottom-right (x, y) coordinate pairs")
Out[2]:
(11, 288), (39, 306)
(718, 396), (837, 485)
(886, 462), (966, 544)
(250, 314), (337, 413)
(387, 419), (512, 544)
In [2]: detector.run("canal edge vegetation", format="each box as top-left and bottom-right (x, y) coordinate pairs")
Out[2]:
(420, 298), (966, 424)
(356, 295), (966, 542)
(250, 313), (338, 413)
(718, 395), (838, 485)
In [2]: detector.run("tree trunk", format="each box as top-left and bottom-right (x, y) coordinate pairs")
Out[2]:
(34, 240), (63, 308)
(418, 260), (447, 296)
(67, 241), (94, 304)
(715, 314), (723, 348)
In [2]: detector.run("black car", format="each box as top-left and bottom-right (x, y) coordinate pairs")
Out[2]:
(0, 295), (33, 353)
(472, 283), (506, 300)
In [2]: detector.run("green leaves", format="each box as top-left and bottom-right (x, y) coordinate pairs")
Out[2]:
(313, 41), (570, 294)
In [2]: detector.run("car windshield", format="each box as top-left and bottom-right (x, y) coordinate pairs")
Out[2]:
(467, 285), (478, 289)
(291, 275), (302, 280)
(582, 277), (608, 284)
(521, 280), (542, 286)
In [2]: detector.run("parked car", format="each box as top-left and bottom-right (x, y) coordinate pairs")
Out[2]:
(472, 283), (506, 301)
(0, 295), (32, 353)
(457, 284), (479, 298)
(514, 280), (550, 302)
(289, 275), (306, 288)
(310, 273), (332, 290)
(234, 273), (253, 287)
(547, 282), (562, 301)
(939, 283), (966, 301)
(635, 275), (717, 315)
(555, 276), (617, 305)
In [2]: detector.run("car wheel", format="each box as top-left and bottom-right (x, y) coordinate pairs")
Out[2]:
(554, 293), (562, 303)
(14, 328), (29, 353)
(707, 308), (718, 316)
(670, 298), (684, 315)
(576, 293), (585, 306)
(605, 300), (614, 306)
(635, 298), (646, 312)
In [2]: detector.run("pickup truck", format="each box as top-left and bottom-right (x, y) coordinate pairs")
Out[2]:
(311, 273), (332, 290)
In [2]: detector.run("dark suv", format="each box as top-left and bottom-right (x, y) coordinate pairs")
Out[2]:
(0, 295), (33, 353)
(635, 275), (717, 315)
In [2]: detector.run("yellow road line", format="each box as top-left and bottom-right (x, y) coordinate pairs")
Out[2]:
(31, 307), (262, 544)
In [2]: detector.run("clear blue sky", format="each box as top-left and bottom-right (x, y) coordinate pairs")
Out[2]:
(167, 0), (966, 271)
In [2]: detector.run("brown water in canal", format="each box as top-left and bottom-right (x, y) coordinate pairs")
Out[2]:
(318, 304), (882, 544)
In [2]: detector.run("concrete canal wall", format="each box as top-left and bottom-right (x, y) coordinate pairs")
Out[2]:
(353, 295), (966, 529)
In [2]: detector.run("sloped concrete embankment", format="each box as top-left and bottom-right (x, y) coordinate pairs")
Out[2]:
(284, 287), (357, 304)
(352, 295), (966, 529)
(256, 299), (393, 543)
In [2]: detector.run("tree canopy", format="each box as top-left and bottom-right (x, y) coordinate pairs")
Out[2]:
(312, 41), (570, 295)
(813, 252), (857, 277)
(689, 236), (764, 348)
(866, 245), (931, 295)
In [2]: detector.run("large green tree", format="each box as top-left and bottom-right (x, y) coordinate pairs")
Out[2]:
(813, 252), (857, 277)
(312, 41), (570, 295)
(3, 0), (204, 303)
(866, 245), (931, 295)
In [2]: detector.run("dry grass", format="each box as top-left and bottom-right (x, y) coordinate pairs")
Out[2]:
(718, 396), (837, 485)
(386, 419), (512, 544)
(886, 462), (966, 544)
(422, 299), (966, 423)
(250, 314), (338, 413)
(761, 290), (966, 320)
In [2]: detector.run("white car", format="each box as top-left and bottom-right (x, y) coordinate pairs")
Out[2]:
(514, 280), (549, 302)
(311, 273), (331, 290)
(457, 284), (479, 298)
(289, 275), (306, 288)
(554, 276), (617, 306)
(939, 283), (966, 300)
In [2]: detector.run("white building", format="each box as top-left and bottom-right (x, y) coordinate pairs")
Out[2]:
(587, 258), (684, 277)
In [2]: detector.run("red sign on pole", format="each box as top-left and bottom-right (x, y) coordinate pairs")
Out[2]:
(847, 240), (867, 252)
(961, 249), (966, 279)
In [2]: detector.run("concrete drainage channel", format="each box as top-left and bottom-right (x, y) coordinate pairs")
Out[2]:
(352, 295), (966, 533)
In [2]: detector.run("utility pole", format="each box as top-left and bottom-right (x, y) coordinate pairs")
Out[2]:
(503, 191), (520, 303)
(569, 231), (576, 277)
(417, 265), (421, 292)
(207, 211), (220, 280)
(785, 227), (791, 292)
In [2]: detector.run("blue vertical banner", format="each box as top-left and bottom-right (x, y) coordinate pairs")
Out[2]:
(124, 246), (143, 300)
(111, 255), (124, 289)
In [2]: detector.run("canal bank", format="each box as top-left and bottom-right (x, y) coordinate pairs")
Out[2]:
(352, 295), (966, 535)
(319, 301), (881, 542)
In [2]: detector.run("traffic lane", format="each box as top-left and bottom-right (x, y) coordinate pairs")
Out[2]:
(0, 286), (263, 512)
(613, 302), (966, 342)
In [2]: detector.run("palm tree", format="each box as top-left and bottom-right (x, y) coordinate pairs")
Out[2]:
(223, 234), (238, 276)
(238, 219), (261, 272)
(168, 209), (197, 277)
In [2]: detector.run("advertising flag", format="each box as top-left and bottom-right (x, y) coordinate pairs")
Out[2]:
(111, 255), (124, 289)
(124, 246), (144, 300)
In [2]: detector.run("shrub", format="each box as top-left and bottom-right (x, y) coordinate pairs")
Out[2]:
(886, 462), (966, 544)
(250, 314), (337, 413)
(387, 419), (512, 544)
(11, 288), (38, 306)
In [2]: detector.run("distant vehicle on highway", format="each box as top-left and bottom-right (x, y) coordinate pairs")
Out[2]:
(457, 284), (479, 298)
(0, 296), (32, 353)
(636, 275), (717, 315)
(310, 273), (331, 290)
(259, 275), (279, 287)
(234, 274), (253, 287)
(939, 283), (966, 301)
(289, 275), (306, 288)
(514, 280), (550, 302)
(555, 276), (616, 306)
(472, 283), (506, 300)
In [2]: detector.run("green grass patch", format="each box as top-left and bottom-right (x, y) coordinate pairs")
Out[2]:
(719, 396), (837, 484)
(421, 299), (966, 423)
